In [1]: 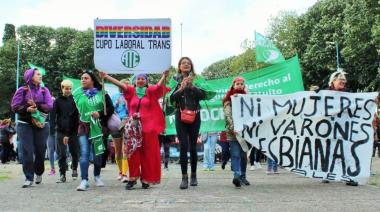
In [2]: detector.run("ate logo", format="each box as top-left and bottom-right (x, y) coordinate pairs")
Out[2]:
(121, 50), (140, 68)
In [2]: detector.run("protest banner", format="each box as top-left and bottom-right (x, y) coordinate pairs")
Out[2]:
(231, 90), (378, 184)
(164, 55), (304, 135)
(94, 18), (171, 74)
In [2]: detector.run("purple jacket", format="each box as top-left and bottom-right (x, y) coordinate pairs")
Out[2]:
(11, 69), (53, 123)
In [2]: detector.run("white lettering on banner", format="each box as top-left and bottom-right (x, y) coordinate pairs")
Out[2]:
(231, 90), (378, 184)
(200, 108), (225, 121)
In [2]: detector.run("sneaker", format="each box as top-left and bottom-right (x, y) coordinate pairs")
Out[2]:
(56, 174), (66, 183)
(232, 176), (241, 188)
(240, 176), (250, 186)
(255, 163), (262, 169)
(266, 170), (274, 175)
(126, 180), (137, 190)
(121, 176), (129, 183)
(72, 170), (78, 180)
(35, 175), (42, 184)
(142, 181), (150, 189)
(48, 168), (56, 176)
(117, 173), (123, 181)
(77, 179), (89, 191)
(249, 165), (255, 171)
(22, 180), (33, 188)
(273, 170), (279, 174)
(94, 176), (104, 187)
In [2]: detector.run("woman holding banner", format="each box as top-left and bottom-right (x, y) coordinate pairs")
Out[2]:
(326, 70), (359, 186)
(101, 70), (170, 190)
(73, 70), (114, 191)
(168, 57), (215, 189)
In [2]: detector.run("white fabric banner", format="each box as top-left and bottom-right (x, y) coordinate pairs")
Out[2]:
(94, 19), (171, 74)
(232, 91), (378, 184)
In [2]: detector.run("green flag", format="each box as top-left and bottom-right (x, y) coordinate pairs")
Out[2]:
(28, 62), (46, 75)
(255, 32), (285, 64)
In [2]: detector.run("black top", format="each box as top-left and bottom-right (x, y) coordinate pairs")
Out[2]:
(170, 75), (205, 111)
(50, 94), (79, 136)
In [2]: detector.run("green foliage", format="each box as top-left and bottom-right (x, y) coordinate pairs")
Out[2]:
(2, 24), (16, 44)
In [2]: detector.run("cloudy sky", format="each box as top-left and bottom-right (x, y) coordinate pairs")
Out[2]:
(0, 0), (317, 73)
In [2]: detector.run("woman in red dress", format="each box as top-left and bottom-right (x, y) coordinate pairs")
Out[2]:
(101, 71), (170, 189)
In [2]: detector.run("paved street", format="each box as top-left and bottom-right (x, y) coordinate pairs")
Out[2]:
(0, 158), (379, 212)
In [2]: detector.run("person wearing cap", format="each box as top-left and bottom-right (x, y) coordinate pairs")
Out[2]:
(101, 70), (170, 190)
(223, 76), (251, 188)
(73, 70), (114, 191)
(51, 79), (80, 183)
(11, 68), (53, 188)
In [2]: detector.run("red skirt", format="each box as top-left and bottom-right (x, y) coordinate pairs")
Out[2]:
(128, 131), (161, 184)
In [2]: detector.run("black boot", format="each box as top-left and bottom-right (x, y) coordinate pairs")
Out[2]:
(142, 182), (150, 189)
(179, 174), (188, 189)
(190, 173), (198, 186)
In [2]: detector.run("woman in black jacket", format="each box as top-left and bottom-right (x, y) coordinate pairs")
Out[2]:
(169, 57), (215, 189)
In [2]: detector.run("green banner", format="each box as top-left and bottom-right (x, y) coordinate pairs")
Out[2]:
(64, 55), (304, 135)
(164, 55), (304, 135)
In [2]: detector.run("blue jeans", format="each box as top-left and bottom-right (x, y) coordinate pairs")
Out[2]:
(267, 158), (278, 172)
(79, 136), (102, 180)
(230, 140), (244, 177)
(17, 122), (49, 181)
(203, 134), (217, 169)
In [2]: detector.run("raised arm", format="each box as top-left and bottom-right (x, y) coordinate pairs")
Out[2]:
(157, 70), (170, 86)
(100, 72), (125, 89)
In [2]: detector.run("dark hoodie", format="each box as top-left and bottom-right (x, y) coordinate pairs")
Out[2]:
(11, 69), (53, 123)
(50, 94), (79, 136)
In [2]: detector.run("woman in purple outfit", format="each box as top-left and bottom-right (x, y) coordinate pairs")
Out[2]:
(11, 68), (53, 188)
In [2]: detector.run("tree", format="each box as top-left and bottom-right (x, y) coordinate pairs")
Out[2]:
(2, 24), (16, 44)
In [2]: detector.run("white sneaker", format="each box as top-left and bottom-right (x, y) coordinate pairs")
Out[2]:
(35, 175), (42, 184)
(117, 174), (123, 181)
(249, 165), (255, 171)
(22, 180), (33, 188)
(255, 163), (262, 169)
(76, 179), (89, 191)
(121, 176), (129, 183)
(95, 176), (104, 187)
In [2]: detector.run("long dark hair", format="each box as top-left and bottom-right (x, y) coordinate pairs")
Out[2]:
(82, 70), (102, 90)
(177, 56), (196, 76)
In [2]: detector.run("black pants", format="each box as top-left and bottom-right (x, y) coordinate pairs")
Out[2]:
(175, 110), (201, 175)
(56, 131), (79, 175)
(1, 142), (12, 163)
(17, 122), (49, 181)
(373, 140), (380, 157)
(159, 135), (172, 167)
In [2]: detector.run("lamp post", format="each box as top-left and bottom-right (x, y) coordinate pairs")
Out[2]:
(327, 41), (341, 72)
(15, 39), (20, 123)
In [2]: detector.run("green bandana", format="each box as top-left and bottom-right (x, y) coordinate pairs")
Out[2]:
(136, 87), (147, 99)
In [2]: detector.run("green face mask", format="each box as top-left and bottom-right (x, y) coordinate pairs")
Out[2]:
(136, 86), (147, 98)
